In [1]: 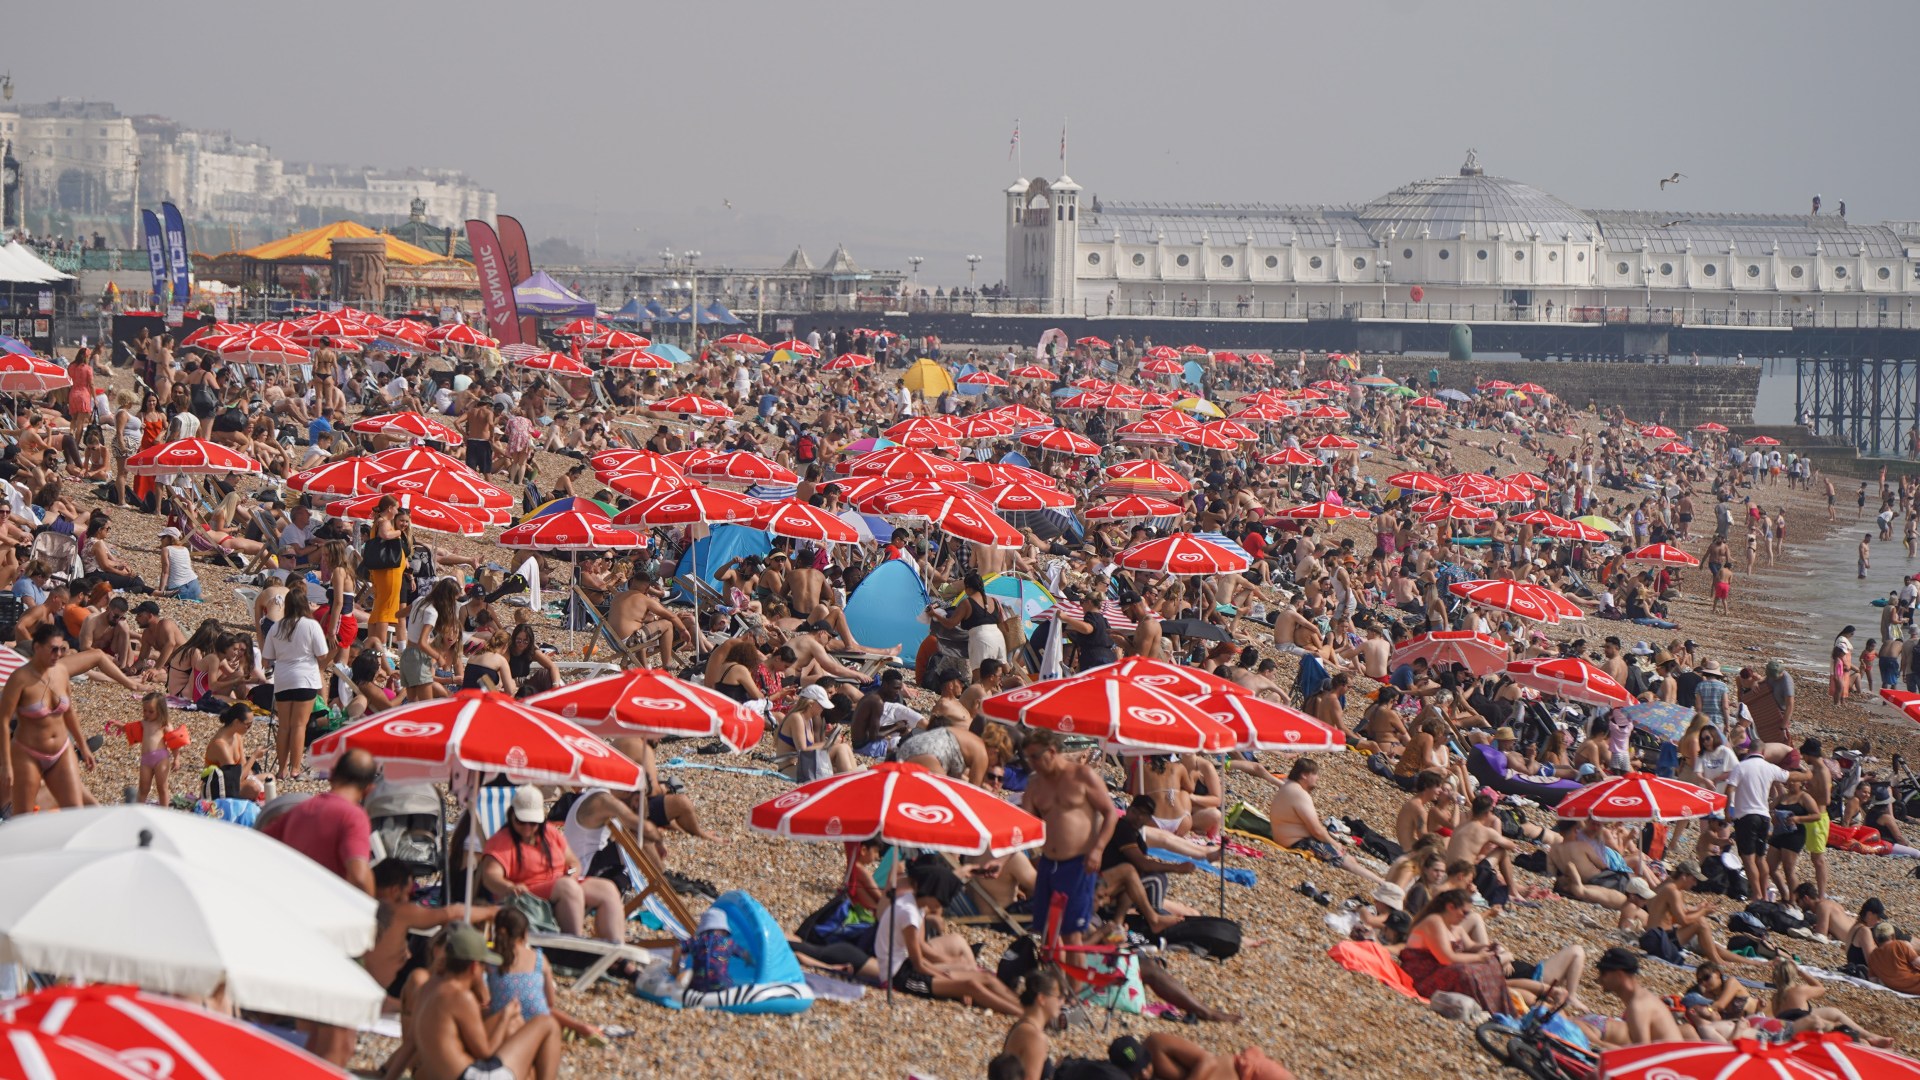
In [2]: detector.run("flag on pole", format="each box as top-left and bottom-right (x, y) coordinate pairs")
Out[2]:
(1008, 119), (1020, 161)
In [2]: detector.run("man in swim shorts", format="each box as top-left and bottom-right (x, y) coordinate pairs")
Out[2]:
(1022, 729), (1119, 948)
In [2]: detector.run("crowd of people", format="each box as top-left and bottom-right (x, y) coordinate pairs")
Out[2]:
(0, 317), (1913, 1078)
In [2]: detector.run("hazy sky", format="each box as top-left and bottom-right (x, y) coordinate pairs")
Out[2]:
(17, 1), (1920, 284)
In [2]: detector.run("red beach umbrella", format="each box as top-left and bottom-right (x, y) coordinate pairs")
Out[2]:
(214, 330), (309, 365)
(286, 456), (393, 499)
(1421, 502), (1497, 524)
(953, 414), (1015, 439)
(310, 689), (642, 787)
(556, 318), (604, 337)
(581, 330), (650, 350)
(750, 761), (1043, 857)
(649, 394), (734, 418)
(768, 339), (818, 357)
(498, 512), (645, 552)
(824, 352), (874, 370)
(855, 479), (974, 513)
(886, 493), (1023, 548)
(125, 438), (261, 476)
(1626, 543), (1699, 566)
(591, 448), (685, 479)
(511, 351), (593, 377)
(1104, 459), (1192, 493)
(974, 482), (1076, 512)
(1639, 424), (1679, 439)
(0, 984), (348, 1080)
(1785, 1030), (1920, 1079)
(1069, 657), (1250, 700)
(687, 450), (800, 486)
(957, 370), (1009, 387)
(1556, 772), (1727, 823)
(326, 492), (486, 536)
(1275, 501), (1371, 520)
(1299, 434), (1359, 451)
(1195, 691), (1346, 751)
(963, 461), (1055, 488)
(1082, 495), (1184, 522)
(375, 468), (514, 510)
(1597, 1038), (1832, 1080)
(1261, 447), (1327, 468)
(846, 447), (972, 483)
(1505, 657), (1634, 707)
(1694, 422), (1729, 434)
(603, 471), (693, 502)
(612, 485), (767, 528)
(601, 348), (674, 370)
(1390, 631), (1511, 676)
(369, 444), (470, 473)
(424, 323), (496, 348)
(350, 411), (465, 445)
(1744, 435), (1781, 446)
(1450, 580), (1583, 624)
(756, 499), (861, 545)
(1653, 440), (1693, 455)
(884, 417), (963, 448)
(1387, 470), (1447, 493)
(1007, 364), (1057, 380)
(980, 678), (1235, 754)
(983, 403), (1052, 427)
(1114, 533), (1249, 575)
(527, 669), (765, 752)
(1019, 427), (1102, 456)
(0, 1022), (148, 1078)
(714, 333), (769, 351)
(1075, 336), (1111, 348)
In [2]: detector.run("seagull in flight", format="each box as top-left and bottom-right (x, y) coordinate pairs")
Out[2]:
(1658, 218), (1691, 229)
(1658, 172), (1685, 189)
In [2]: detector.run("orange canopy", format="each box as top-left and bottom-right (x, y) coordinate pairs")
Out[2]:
(224, 220), (458, 266)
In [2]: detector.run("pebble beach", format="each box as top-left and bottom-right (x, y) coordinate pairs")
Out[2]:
(44, 349), (1920, 1080)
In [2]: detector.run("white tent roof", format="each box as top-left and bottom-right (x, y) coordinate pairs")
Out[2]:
(0, 243), (74, 284)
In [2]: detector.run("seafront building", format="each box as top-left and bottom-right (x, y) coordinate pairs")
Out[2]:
(1005, 152), (1920, 326)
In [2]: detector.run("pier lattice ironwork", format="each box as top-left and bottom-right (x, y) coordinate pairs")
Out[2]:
(1796, 357), (1920, 457)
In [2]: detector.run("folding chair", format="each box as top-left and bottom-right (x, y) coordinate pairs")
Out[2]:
(26, 531), (80, 586)
(571, 585), (661, 668)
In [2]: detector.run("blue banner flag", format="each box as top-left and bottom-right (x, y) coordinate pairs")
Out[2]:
(140, 209), (167, 306)
(161, 202), (191, 305)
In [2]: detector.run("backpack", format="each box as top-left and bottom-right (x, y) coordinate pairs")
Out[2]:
(1343, 817), (1404, 863)
(1728, 911), (1770, 938)
(1151, 915), (1242, 961)
(1745, 901), (1803, 935)
(795, 435), (816, 463)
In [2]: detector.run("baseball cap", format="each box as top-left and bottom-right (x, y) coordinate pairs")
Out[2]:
(1766, 660), (1785, 678)
(443, 925), (503, 965)
(1107, 1037), (1148, 1078)
(798, 684), (833, 708)
(1670, 860), (1702, 880)
(156, 527), (181, 540)
(1597, 946), (1641, 975)
(509, 784), (545, 824)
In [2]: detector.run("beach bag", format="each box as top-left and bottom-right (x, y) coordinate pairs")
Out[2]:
(1428, 991), (1489, 1025)
(1155, 916), (1241, 961)
(1344, 817), (1403, 863)
(1745, 901), (1803, 935)
(363, 535), (404, 571)
(1639, 927), (1686, 965)
(1224, 802), (1271, 841)
(503, 892), (563, 936)
(798, 893), (876, 952)
(1728, 911), (1770, 938)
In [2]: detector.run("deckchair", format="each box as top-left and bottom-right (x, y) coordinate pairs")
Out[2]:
(571, 584), (661, 668)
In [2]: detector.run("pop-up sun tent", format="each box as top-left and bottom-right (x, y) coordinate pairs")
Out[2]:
(843, 558), (931, 657)
(902, 357), (954, 398)
(513, 271), (597, 318)
(671, 524), (771, 603)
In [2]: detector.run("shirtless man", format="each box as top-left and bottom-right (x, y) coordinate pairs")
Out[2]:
(1596, 947), (1685, 1047)
(605, 573), (698, 666)
(1268, 757), (1384, 885)
(1021, 729), (1120, 951)
(959, 658), (1007, 724)
(461, 398), (496, 477)
(1548, 820), (1646, 929)
(1395, 771), (1451, 853)
(1224, 646), (1284, 697)
(787, 622), (882, 683)
(410, 926), (561, 1080)
(1446, 795), (1518, 909)
(849, 669), (916, 757)
(129, 601), (184, 680)
(1643, 862), (1756, 967)
(366, 861), (497, 1007)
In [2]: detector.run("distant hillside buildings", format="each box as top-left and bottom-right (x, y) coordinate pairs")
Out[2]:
(0, 98), (494, 247)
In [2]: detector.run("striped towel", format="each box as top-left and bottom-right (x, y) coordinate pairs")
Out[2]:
(0, 647), (25, 685)
(1034, 599), (1143, 633)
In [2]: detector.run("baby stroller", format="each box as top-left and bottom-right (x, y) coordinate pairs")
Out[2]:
(366, 780), (447, 877)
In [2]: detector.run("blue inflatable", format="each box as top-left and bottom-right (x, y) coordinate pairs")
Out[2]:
(844, 558), (931, 656)
(635, 891), (813, 1015)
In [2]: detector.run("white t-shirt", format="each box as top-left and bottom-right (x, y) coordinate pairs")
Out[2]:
(405, 604), (440, 649)
(262, 616), (329, 692)
(1696, 745), (1737, 788)
(1727, 755), (1788, 819)
(873, 892), (923, 980)
(280, 521), (312, 551)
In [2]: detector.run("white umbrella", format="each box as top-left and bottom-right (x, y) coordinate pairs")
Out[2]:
(0, 806), (377, 954)
(0, 841), (383, 1028)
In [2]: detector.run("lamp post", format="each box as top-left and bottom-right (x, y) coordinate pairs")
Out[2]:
(1378, 259), (1393, 316)
(684, 249), (701, 349)
(907, 256), (923, 310)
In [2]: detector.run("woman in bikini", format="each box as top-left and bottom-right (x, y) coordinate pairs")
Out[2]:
(2, 624), (95, 815)
(998, 968), (1067, 1080)
(165, 619), (223, 704)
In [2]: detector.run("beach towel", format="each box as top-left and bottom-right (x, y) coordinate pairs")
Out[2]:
(1146, 848), (1256, 887)
(1327, 940), (1424, 1002)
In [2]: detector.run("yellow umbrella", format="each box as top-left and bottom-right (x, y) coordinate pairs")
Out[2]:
(1573, 514), (1620, 533)
(1173, 396), (1225, 418)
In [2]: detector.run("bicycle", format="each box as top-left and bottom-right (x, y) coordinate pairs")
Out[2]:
(1474, 994), (1600, 1080)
